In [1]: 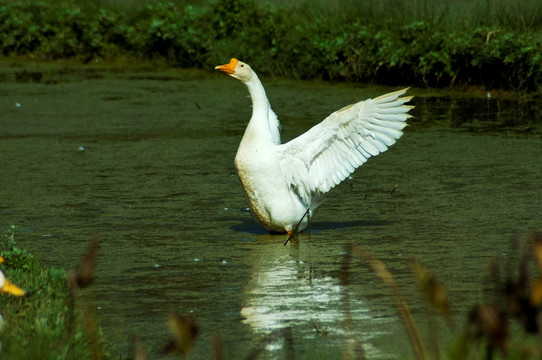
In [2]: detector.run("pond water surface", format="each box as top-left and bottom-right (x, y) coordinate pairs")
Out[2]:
(1, 61), (541, 359)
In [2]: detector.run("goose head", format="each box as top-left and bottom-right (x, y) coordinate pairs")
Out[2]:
(215, 58), (254, 82)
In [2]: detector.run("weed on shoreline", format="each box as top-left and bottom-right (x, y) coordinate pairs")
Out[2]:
(1, 0), (541, 92)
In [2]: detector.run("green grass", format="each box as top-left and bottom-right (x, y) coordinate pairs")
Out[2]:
(1, 0), (541, 92)
(0, 226), (115, 359)
(293, 0), (542, 32)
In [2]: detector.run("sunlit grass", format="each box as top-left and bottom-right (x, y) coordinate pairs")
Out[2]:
(0, 227), (113, 359)
(300, 0), (542, 32)
(1, 0), (541, 91)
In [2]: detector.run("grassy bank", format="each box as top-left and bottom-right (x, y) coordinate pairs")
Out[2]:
(1, 0), (541, 92)
(0, 226), (114, 359)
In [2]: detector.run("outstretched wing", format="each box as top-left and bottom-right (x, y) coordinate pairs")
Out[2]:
(276, 88), (413, 204)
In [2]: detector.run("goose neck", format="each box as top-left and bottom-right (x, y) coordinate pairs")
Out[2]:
(245, 75), (269, 113)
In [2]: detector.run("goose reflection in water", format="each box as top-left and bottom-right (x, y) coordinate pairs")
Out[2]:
(239, 238), (395, 358)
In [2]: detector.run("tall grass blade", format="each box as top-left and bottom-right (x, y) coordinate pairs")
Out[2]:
(349, 244), (429, 360)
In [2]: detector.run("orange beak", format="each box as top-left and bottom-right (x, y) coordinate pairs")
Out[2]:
(215, 58), (238, 75)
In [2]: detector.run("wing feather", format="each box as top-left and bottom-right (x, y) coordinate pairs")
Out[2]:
(277, 88), (413, 204)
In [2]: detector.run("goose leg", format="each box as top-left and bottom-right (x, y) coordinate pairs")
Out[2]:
(284, 208), (311, 246)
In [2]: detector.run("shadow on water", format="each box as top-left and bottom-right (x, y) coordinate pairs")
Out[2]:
(231, 219), (394, 236)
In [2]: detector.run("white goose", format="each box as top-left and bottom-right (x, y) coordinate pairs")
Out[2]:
(215, 58), (413, 234)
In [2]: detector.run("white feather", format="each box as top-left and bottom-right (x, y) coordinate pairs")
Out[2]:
(277, 88), (412, 204)
(216, 58), (413, 233)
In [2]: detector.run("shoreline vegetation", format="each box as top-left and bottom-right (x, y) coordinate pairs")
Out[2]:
(0, 226), (113, 359)
(0, 0), (541, 93)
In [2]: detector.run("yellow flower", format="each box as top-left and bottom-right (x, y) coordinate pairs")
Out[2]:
(0, 257), (25, 296)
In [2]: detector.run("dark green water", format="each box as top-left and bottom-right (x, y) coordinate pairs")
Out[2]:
(1, 61), (541, 359)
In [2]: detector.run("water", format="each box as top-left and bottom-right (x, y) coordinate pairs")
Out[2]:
(1, 61), (541, 359)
